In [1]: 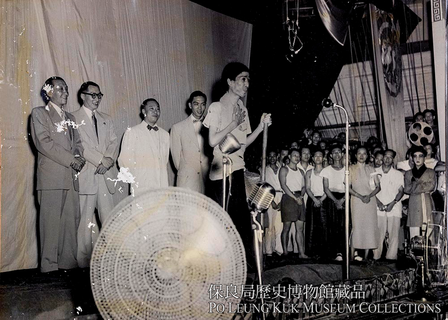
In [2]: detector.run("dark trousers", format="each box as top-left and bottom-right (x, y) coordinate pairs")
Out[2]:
(209, 170), (254, 266)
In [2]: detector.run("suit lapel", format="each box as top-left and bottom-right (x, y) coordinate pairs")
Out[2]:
(187, 118), (199, 150)
(47, 104), (63, 123)
(79, 108), (99, 145)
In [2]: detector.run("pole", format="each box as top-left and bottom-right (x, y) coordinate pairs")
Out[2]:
(260, 122), (268, 182)
(334, 103), (350, 280)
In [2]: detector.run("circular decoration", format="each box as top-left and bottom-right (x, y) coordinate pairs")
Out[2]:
(91, 187), (246, 319)
(408, 122), (434, 146)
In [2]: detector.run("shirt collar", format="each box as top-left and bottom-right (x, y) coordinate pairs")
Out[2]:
(48, 101), (64, 117)
(141, 120), (158, 128)
(189, 114), (202, 122)
(82, 105), (94, 118)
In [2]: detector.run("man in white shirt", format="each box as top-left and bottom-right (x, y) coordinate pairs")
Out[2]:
(373, 149), (404, 260)
(170, 91), (209, 193)
(118, 98), (170, 196)
(72, 81), (119, 268)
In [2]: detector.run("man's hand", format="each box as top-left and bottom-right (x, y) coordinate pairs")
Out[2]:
(260, 113), (272, 127)
(361, 195), (370, 204)
(95, 164), (108, 175)
(75, 154), (86, 166)
(101, 156), (115, 169)
(385, 202), (395, 212)
(232, 105), (246, 126)
(70, 157), (85, 172)
(313, 198), (321, 207)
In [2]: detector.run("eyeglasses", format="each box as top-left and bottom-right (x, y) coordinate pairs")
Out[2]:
(83, 92), (104, 99)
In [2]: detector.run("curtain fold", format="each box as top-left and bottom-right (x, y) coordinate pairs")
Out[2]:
(0, 0), (252, 272)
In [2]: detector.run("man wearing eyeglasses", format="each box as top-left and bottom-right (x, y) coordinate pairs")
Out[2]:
(72, 81), (119, 268)
(118, 98), (170, 196)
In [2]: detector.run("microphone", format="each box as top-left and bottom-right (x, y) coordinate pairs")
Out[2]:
(322, 98), (335, 108)
(219, 133), (241, 155)
(248, 182), (275, 212)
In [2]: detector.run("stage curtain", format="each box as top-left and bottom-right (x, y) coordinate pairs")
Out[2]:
(0, 0), (252, 272)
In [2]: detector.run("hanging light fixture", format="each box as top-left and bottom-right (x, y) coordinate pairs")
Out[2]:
(285, 0), (304, 63)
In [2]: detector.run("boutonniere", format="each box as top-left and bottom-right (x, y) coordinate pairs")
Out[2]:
(54, 120), (86, 133)
(45, 105), (50, 111)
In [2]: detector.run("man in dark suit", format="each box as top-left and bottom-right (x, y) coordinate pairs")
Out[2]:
(72, 81), (119, 268)
(30, 76), (86, 273)
(170, 91), (209, 194)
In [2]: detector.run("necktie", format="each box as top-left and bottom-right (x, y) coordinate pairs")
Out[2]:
(147, 124), (159, 131)
(92, 112), (99, 141)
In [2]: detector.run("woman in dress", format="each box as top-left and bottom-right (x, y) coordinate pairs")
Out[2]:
(404, 146), (437, 239)
(305, 150), (327, 258)
(320, 145), (346, 261)
(279, 148), (308, 258)
(349, 147), (381, 261)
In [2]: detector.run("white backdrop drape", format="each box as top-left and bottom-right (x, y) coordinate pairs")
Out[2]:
(0, 0), (252, 272)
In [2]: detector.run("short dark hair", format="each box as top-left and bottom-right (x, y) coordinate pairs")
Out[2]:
(42, 76), (66, 102)
(312, 149), (324, 157)
(77, 81), (100, 105)
(329, 144), (343, 154)
(422, 143), (435, 157)
(188, 91), (207, 104)
(410, 145), (427, 158)
(384, 149), (397, 158)
(311, 130), (322, 137)
(289, 148), (300, 155)
(141, 98), (159, 112)
(413, 112), (424, 122)
(222, 62), (249, 84)
(423, 109), (436, 117)
(374, 150), (385, 158)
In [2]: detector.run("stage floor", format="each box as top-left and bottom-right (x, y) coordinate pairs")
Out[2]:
(1, 256), (446, 319)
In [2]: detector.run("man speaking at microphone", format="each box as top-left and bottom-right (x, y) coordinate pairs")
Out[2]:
(202, 62), (271, 267)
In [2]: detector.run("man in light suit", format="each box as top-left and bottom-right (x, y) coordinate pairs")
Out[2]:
(170, 91), (209, 193)
(30, 76), (86, 273)
(118, 98), (170, 196)
(72, 81), (119, 268)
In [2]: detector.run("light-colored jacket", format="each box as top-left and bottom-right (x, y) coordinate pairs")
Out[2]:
(72, 107), (119, 195)
(170, 117), (209, 193)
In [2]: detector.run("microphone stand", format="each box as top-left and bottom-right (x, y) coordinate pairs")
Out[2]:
(336, 103), (350, 280)
(251, 209), (266, 320)
(222, 154), (231, 211)
(324, 99), (350, 280)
